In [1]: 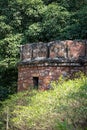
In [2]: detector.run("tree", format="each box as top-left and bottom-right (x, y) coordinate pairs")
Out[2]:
(0, 0), (87, 100)
(61, 6), (87, 39)
(41, 3), (70, 41)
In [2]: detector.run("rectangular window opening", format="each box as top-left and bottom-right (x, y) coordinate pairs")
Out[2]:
(33, 77), (39, 89)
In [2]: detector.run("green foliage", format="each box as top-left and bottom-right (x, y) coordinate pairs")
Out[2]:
(0, 74), (87, 130)
(62, 6), (87, 39)
(0, 34), (22, 100)
(0, 0), (87, 100)
(0, 16), (12, 39)
(40, 3), (70, 41)
(0, 67), (17, 101)
(0, 34), (22, 68)
(25, 23), (42, 42)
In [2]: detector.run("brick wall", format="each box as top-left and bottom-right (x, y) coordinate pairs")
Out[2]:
(18, 66), (86, 91)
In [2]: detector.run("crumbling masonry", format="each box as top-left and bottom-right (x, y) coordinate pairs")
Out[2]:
(18, 40), (87, 91)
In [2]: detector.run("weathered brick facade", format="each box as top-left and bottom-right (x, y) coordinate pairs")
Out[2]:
(18, 40), (87, 91)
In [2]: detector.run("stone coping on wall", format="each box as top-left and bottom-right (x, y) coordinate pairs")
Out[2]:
(18, 57), (87, 67)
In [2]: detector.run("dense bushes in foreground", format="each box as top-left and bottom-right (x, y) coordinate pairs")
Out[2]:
(0, 73), (87, 130)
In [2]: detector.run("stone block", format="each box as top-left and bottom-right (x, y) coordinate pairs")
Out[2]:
(50, 41), (66, 58)
(22, 44), (32, 60)
(32, 43), (47, 59)
(67, 40), (85, 59)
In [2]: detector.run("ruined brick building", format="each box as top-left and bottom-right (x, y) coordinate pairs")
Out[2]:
(18, 40), (87, 91)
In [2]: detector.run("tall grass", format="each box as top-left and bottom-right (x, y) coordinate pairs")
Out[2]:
(0, 73), (87, 130)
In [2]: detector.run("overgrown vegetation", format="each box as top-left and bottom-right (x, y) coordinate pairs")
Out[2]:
(0, 0), (87, 100)
(0, 73), (87, 130)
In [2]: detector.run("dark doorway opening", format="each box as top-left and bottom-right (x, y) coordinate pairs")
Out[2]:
(33, 77), (39, 89)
